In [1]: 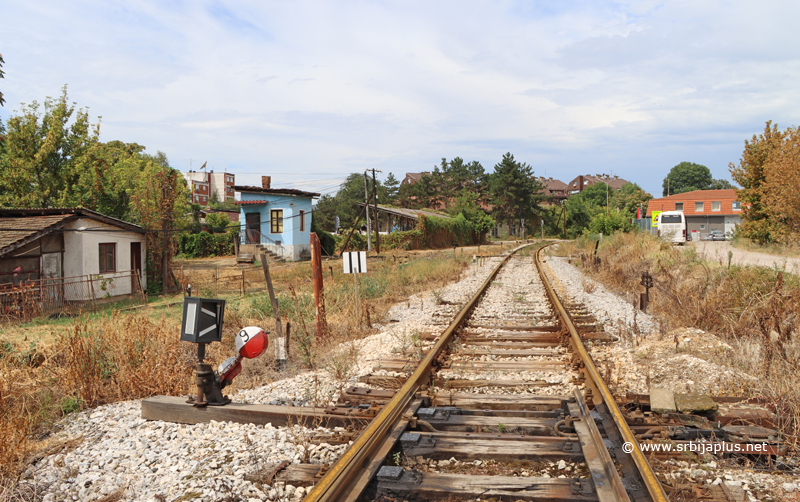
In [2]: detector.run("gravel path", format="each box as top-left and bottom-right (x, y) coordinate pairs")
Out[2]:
(688, 240), (800, 274)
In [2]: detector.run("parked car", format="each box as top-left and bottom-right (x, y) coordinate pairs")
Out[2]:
(707, 230), (727, 241)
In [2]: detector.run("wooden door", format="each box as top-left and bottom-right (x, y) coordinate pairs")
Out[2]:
(130, 242), (142, 277)
(245, 213), (261, 244)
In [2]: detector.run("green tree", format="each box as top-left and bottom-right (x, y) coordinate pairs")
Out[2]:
(613, 182), (652, 216)
(398, 172), (442, 209)
(487, 153), (544, 232)
(0, 85), (99, 207)
(383, 172), (400, 204)
(564, 194), (601, 237)
(312, 194), (337, 231)
(204, 212), (233, 233)
(447, 191), (495, 234)
(576, 182), (612, 209)
(0, 53), (5, 106)
(709, 178), (734, 190)
(662, 162), (714, 196)
(587, 211), (634, 235)
(313, 173), (385, 232)
(435, 157), (486, 204)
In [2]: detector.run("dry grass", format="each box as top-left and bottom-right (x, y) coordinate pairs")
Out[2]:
(575, 232), (800, 454)
(0, 248), (470, 482)
(732, 236), (800, 259)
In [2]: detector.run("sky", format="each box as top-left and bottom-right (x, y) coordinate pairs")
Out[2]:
(2, 1), (799, 199)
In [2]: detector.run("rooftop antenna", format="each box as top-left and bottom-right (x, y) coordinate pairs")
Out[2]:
(200, 161), (208, 171)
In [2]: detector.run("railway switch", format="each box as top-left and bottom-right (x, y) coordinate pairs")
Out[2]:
(180, 297), (269, 407)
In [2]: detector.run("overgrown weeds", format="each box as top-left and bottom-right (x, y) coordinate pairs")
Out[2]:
(574, 232), (800, 453)
(0, 248), (470, 480)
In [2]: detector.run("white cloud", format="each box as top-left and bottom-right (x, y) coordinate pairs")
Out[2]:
(1, 0), (798, 195)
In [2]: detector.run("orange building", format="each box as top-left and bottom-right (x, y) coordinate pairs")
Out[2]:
(646, 189), (742, 237)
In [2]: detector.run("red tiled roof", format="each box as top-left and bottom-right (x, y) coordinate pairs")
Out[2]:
(234, 200), (269, 205)
(649, 189), (737, 202)
(538, 178), (567, 190)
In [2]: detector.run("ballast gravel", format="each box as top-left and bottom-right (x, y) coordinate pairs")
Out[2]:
(21, 255), (505, 502)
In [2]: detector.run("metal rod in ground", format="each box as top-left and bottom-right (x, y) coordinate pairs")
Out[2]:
(310, 232), (328, 340)
(260, 254), (286, 365)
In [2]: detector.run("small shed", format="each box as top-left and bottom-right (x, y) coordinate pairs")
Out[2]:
(353, 202), (450, 232)
(235, 177), (320, 261)
(0, 208), (147, 299)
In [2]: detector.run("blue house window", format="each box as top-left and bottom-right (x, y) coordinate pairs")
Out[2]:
(270, 209), (283, 233)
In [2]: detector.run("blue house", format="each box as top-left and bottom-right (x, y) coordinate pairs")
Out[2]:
(235, 177), (320, 261)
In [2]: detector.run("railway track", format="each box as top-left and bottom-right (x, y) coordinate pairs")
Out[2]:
(264, 242), (785, 502)
(298, 243), (665, 502)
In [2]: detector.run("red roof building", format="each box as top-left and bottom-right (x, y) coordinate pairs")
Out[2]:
(646, 189), (742, 238)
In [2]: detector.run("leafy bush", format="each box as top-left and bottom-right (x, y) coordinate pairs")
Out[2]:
(586, 211), (635, 236)
(178, 232), (234, 258)
(316, 229), (337, 256)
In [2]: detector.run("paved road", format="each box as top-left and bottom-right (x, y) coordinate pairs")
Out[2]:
(688, 240), (800, 273)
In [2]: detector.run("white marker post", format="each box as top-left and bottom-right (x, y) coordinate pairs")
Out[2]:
(342, 251), (367, 325)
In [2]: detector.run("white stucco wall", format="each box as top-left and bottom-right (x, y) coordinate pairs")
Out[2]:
(63, 218), (147, 298)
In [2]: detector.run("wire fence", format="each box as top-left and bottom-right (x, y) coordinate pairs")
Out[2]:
(0, 271), (146, 323)
(177, 265), (277, 297)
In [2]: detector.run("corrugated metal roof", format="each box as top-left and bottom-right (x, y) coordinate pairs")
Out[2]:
(0, 208), (145, 257)
(0, 208), (144, 233)
(234, 200), (269, 205)
(354, 202), (451, 220)
(234, 186), (320, 197)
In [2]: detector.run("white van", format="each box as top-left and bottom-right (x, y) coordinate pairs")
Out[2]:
(656, 211), (686, 244)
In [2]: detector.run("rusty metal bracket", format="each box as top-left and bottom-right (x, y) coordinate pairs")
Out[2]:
(264, 460), (290, 486)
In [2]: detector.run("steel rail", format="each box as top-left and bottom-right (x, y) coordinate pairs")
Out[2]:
(534, 246), (668, 502)
(304, 244), (534, 502)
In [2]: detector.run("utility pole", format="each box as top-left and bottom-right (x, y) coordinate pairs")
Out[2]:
(606, 182), (609, 215)
(371, 168), (381, 254)
(667, 178), (670, 196)
(364, 171), (372, 252)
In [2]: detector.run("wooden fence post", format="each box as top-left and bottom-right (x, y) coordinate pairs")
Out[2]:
(241, 270), (246, 295)
(261, 254), (286, 366)
(310, 233), (328, 340)
(87, 275), (97, 311)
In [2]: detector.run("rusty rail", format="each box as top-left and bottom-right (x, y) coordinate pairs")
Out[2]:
(535, 245), (668, 502)
(304, 243), (668, 502)
(303, 244), (532, 502)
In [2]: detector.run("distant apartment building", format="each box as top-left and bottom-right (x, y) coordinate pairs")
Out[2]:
(566, 174), (628, 195)
(184, 170), (235, 206)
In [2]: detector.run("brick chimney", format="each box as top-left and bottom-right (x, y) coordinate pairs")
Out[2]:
(261, 176), (271, 189)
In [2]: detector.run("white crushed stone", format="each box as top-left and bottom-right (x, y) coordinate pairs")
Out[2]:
(21, 255), (504, 501)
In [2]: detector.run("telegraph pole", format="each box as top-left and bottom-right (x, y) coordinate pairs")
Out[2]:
(371, 168), (382, 254)
(364, 171), (372, 252)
